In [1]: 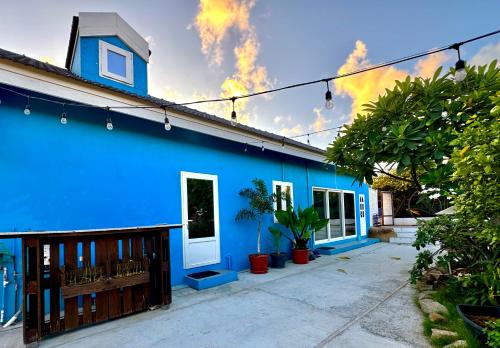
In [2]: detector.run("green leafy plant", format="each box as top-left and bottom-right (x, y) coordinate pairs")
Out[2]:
(273, 205), (328, 250)
(235, 178), (275, 254)
(485, 320), (500, 348)
(268, 225), (283, 255)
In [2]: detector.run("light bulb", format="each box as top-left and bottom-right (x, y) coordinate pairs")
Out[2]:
(261, 145), (265, 152)
(164, 121), (171, 131)
(24, 105), (31, 115)
(244, 144), (248, 152)
(325, 90), (334, 109)
(231, 110), (237, 126)
(454, 60), (466, 83)
(106, 118), (113, 131)
(60, 112), (67, 125)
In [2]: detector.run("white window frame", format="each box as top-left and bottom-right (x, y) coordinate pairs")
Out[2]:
(99, 40), (134, 85)
(272, 181), (294, 221)
(312, 187), (358, 244)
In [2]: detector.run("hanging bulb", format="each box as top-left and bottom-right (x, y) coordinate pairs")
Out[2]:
(244, 143), (248, 152)
(60, 112), (67, 125)
(452, 44), (466, 83)
(164, 116), (171, 131)
(24, 97), (31, 115)
(307, 134), (311, 145)
(324, 80), (334, 110)
(163, 106), (172, 131)
(106, 117), (113, 131)
(261, 143), (265, 151)
(60, 104), (67, 124)
(454, 59), (466, 83)
(230, 97), (237, 126)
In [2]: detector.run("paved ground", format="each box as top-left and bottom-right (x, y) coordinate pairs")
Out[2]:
(0, 243), (429, 348)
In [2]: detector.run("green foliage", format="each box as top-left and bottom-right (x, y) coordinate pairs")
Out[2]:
(485, 320), (500, 348)
(273, 205), (328, 250)
(409, 249), (433, 284)
(326, 61), (500, 191)
(450, 91), (500, 245)
(235, 178), (275, 254)
(268, 225), (282, 255)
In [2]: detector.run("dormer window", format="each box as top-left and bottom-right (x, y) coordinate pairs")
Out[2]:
(99, 40), (134, 85)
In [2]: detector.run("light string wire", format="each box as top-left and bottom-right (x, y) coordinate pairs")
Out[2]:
(0, 29), (498, 144)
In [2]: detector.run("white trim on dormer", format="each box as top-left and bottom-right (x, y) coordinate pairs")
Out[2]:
(99, 40), (134, 85)
(78, 12), (149, 62)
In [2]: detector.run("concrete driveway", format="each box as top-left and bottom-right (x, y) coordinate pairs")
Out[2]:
(0, 243), (429, 348)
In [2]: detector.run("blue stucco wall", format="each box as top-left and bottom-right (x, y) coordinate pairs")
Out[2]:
(71, 36), (148, 96)
(0, 87), (370, 319)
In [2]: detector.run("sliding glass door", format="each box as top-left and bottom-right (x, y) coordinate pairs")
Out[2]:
(313, 188), (357, 243)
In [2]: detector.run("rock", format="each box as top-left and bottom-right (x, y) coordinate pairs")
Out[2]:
(431, 329), (458, 340)
(419, 298), (449, 315)
(418, 290), (436, 300)
(429, 312), (447, 323)
(415, 281), (433, 292)
(443, 340), (467, 348)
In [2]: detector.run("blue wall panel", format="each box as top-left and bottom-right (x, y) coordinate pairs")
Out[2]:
(0, 88), (370, 318)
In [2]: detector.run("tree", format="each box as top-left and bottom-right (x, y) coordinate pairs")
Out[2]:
(326, 61), (500, 192)
(235, 179), (275, 254)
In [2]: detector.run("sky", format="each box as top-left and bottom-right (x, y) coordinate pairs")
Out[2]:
(1, 0), (499, 148)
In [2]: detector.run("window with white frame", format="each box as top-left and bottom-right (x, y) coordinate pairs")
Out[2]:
(313, 188), (357, 243)
(99, 40), (134, 85)
(272, 181), (293, 213)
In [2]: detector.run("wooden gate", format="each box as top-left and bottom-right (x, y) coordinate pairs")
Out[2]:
(0, 224), (180, 344)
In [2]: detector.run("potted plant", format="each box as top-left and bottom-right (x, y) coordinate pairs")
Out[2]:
(274, 205), (328, 264)
(235, 179), (274, 274)
(268, 226), (287, 268)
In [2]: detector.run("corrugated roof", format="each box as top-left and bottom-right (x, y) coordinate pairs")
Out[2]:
(0, 47), (326, 156)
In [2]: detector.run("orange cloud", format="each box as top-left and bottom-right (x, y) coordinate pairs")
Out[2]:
(310, 107), (331, 135)
(280, 124), (304, 137)
(194, 0), (253, 65)
(335, 40), (450, 120)
(194, 0), (271, 124)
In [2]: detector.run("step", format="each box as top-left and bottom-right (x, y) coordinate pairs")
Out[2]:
(389, 237), (415, 244)
(396, 231), (417, 238)
(184, 269), (238, 290)
(393, 226), (418, 233)
(315, 238), (380, 256)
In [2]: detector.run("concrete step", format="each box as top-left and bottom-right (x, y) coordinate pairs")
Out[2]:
(393, 226), (418, 233)
(389, 237), (415, 244)
(396, 231), (417, 238)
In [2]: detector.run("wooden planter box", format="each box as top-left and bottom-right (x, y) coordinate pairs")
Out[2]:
(0, 224), (182, 344)
(61, 272), (150, 299)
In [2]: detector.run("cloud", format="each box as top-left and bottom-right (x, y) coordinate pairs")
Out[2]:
(280, 124), (304, 137)
(470, 42), (500, 67)
(309, 107), (332, 135)
(194, 0), (253, 66)
(194, 0), (271, 124)
(334, 40), (450, 120)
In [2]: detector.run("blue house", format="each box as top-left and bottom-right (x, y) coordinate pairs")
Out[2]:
(0, 13), (375, 322)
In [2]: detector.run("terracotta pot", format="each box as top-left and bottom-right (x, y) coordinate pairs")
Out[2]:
(292, 249), (309, 264)
(248, 254), (269, 274)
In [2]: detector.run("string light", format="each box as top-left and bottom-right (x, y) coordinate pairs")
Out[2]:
(451, 43), (466, 83)
(60, 103), (67, 125)
(307, 134), (311, 145)
(23, 96), (31, 115)
(230, 97), (237, 126)
(324, 80), (334, 110)
(105, 107), (113, 131)
(164, 107), (171, 131)
(244, 143), (248, 152)
(261, 142), (265, 151)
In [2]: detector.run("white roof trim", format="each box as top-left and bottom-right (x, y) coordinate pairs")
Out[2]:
(0, 60), (326, 163)
(78, 12), (149, 62)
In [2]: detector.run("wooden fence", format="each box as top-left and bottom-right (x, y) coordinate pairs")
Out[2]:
(0, 224), (181, 344)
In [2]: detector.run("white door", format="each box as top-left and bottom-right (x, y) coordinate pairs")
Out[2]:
(359, 194), (367, 236)
(181, 172), (220, 269)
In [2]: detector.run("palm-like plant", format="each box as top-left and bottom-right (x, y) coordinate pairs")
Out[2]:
(272, 205), (328, 250)
(235, 179), (274, 254)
